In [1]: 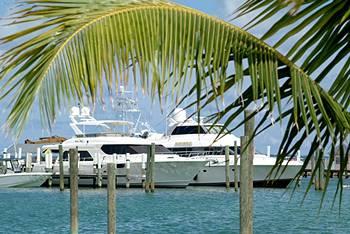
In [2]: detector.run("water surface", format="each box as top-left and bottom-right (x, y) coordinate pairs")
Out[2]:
(1, 179), (349, 233)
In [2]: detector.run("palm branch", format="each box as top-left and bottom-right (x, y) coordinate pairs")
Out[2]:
(235, 0), (350, 108)
(0, 0), (348, 197)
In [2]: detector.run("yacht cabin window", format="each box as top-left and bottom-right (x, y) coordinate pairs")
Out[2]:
(171, 125), (228, 135)
(169, 146), (240, 156)
(101, 144), (171, 155)
(50, 150), (93, 161)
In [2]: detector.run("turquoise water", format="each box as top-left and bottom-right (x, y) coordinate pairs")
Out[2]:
(1, 179), (349, 234)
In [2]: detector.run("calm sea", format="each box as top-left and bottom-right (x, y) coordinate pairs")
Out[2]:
(1, 179), (349, 233)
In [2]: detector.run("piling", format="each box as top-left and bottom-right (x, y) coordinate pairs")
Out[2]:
(45, 151), (53, 187)
(240, 110), (254, 234)
(267, 145), (271, 157)
(107, 163), (116, 234)
(314, 152), (319, 190)
(36, 147), (41, 164)
(145, 143), (155, 192)
(59, 144), (64, 191)
(311, 153), (315, 184)
(319, 152), (325, 191)
(141, 154), (146, 188)
(225, 145), (230, 189)
(69, 148), (79, 234)
(18, 147), (22, 159)
(126, 156), (130, 188)
(145, 147), (151, 192)
(97, 153), (102, 188)
(150, 143), (155, 192)
(234, 141), (239, 192)
(25, 153), (32, 172)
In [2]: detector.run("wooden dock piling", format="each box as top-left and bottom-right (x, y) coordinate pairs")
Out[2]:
(36, 148), (41, 164)
(126, 153), (130, 188)
(25, 153), (32, 172)
(234, 141), (238, 192)
(18, 147), (22, 159)
(69, 148), (79, 234)
(107, 163), (116, 234)
(141, 154), (146, 188)
(240, 110), (254, 234)
(97, 153), (103, 188)
(145, 143), (155, 192)
(319, 152), (325, 191)
(59, 144), (64, 191)
(311, 153), (315, 185)
(314, 152), (319, 190)
(225, 145), (230, 189)
(150, 143), (155, 192)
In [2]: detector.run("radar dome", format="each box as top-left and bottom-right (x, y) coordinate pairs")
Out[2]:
(70, 106), (80, 116)
(171, 108), (187, 123)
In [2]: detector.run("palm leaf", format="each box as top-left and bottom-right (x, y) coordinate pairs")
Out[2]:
(235, 0), (350, 109)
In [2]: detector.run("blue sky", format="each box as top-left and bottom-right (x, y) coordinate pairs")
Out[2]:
(0, 0), (313, 154)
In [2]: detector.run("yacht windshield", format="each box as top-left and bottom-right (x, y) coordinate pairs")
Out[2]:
(171, 126), (206, 135)
(204, 125), (228, 134)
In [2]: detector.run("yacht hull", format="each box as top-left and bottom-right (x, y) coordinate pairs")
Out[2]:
(47, 159), (206, 188)
(191, 161), (302, 188)
(0, 172), (51, 188)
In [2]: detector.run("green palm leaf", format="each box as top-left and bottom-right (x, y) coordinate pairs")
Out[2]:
(235, 0), (350, 108)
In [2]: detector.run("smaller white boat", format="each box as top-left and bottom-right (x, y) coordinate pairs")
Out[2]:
(0, 158), (51, 188)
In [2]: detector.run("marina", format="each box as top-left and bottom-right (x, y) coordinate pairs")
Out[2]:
(0, 0), (348, 233)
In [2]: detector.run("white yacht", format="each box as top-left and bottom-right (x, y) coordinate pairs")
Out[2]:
(0, 158), (51, 188)
(148, 108), (303, 188)
(33, 106), (208, 188)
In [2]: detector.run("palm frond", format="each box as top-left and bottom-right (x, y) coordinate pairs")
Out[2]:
(0, 0), (335, 138)
(235, 0), (350, 108)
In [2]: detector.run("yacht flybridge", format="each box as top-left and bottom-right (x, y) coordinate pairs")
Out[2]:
(33, 106), (208, 188)
(148, 108), (303, 188)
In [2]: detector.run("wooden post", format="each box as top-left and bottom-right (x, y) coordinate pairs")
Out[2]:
(314, 152), (319, 190)
(345, 158), (349, 179)
(234, 141), (239, 192)
(25, 153), (32, 172)
(97, 153), (102, 188)
(126, 158), (130, 189)
(150, 143), (155, 192)
(59, 144), (64, 191)
(18, 147), (22, 159)
(240, 110), (254, 234)
(319, 152), (325, 191)
(36, 147), (41, 164)
(310, 153), (315, 182)
(145, 143), (155, 192)
(107, 163), (116, 234)
(225, 145), (230, 189)
(69, 148), (79, 234)
(145, 147), (151, 193)
(141, 154), (146, 188)
(45, 151), (53, 187)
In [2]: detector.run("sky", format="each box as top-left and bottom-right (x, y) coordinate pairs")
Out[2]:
(0, 0), (314, 154)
